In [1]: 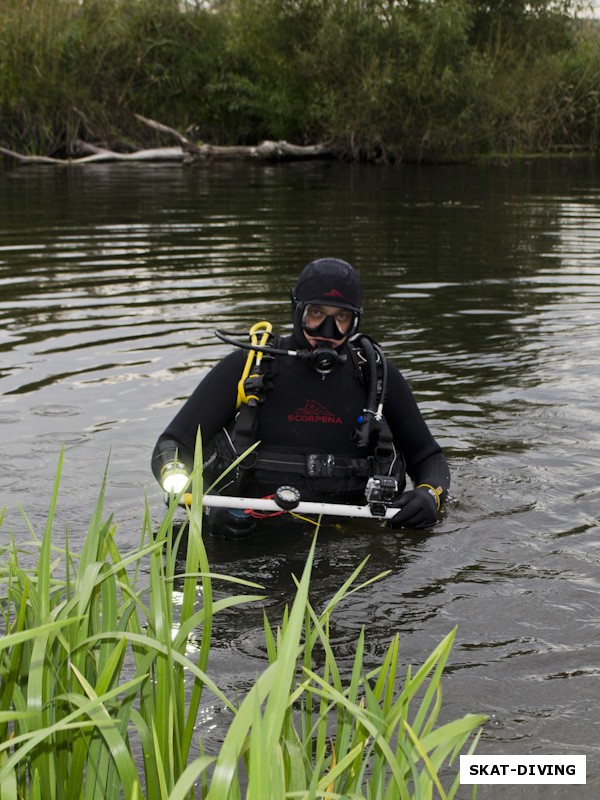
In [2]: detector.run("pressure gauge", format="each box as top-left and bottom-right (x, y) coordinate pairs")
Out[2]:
(274, 485), (301, 511)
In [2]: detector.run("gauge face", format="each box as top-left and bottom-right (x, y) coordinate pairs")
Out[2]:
(275, 485), (301, 510)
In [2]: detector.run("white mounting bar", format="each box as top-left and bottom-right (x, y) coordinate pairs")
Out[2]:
(185, 492), (398, 520)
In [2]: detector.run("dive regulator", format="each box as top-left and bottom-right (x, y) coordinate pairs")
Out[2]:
(215, 328), (346, 375)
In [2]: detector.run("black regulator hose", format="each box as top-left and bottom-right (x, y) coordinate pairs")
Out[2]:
(352, 335), (389, 451)
(214, 329), (347, 375)
(360, 335), (378, 417)
(372, 339), (388, 409)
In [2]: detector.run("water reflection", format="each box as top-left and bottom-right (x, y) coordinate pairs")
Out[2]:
(1, 159), (600, 795)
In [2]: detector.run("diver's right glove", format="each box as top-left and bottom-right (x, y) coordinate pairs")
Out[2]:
(160, 460), (189, 495)
(387, 486), (440, 530)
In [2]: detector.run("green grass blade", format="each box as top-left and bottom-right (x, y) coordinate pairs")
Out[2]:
(246, 691), (269, 799)
(37, 449), (64, 624)
(69, 664), (143, 797)
(180, 428), (212, 761)
(304, 667), (413, 800)
(79, 630), (234, 712)
(168, 755), (216, 800)
(206, 660), (278, 798)
(261, 536), (317, 755)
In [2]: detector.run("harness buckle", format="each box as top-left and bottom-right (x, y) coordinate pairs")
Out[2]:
(242, 373), (271, 405)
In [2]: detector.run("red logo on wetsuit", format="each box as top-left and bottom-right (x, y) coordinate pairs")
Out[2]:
(288, 400), (342, 424)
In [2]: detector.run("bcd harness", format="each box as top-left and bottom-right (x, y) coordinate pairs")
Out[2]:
(204, 322), (406, 498)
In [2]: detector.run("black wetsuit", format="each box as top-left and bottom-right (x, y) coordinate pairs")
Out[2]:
(152, 334), (450, 505)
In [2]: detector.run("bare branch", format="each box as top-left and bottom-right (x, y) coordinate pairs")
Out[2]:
(2, 116), (334, 166)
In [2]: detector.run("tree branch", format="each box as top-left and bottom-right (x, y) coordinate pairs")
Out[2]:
(1, 116), (334, 166)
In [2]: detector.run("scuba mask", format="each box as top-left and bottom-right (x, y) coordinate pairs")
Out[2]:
(300, 304), (360, 340)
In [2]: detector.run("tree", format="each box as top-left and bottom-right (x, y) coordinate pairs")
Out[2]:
(466, 0), (587, 49)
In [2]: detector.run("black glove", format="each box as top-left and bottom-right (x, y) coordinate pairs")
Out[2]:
(388, 487), (439, 530)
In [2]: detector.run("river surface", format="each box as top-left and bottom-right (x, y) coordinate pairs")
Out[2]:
(1, 158), (599, 798)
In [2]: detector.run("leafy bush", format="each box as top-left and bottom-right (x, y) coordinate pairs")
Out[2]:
(0, 0), (225, 153)
(211, 0), (492, 160)
(0, 1), (594, 160)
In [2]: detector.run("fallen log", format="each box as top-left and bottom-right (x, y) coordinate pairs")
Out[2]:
(182, 139), (333, 161)
(0, 144), (188, 165)
(134, 114), (333, 161)
(1, 115), (334, 165)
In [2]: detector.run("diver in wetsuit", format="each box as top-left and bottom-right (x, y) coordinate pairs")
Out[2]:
(151, 258), (450, 537)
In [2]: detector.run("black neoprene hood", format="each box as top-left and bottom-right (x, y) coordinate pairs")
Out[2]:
(291, 258), (363, 343)
(293, 258), (363, 311)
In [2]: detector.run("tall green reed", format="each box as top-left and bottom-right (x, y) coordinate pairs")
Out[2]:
(0, 434), (485, 798)
(0, 439), (263, 798)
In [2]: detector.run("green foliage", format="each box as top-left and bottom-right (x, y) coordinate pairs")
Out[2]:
(555, 23), (600, 150)
(0, 440), (485, 797)
(209, 0), (492, 159)
(0, 0), (225, 153)
(466, 0), (584, 51)
(0, 442), (254, 798)
(0, 0), (595, 159)
(305, 0), (490, 160)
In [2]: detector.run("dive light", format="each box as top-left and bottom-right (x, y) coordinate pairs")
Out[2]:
(161, 460), (189, 494)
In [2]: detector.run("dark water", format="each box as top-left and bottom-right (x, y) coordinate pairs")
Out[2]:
(1, 159), (599, 797)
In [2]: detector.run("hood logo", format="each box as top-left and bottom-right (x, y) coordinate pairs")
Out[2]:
(288, 400), (342, 424)
(323, 288), (346, 300)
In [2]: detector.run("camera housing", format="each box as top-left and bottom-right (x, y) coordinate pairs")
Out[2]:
(365, 475), (398, 516)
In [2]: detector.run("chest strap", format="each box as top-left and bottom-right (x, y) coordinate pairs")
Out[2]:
(253, 451), (372, 478)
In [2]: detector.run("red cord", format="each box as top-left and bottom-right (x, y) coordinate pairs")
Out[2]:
(245, 494), (286, 519)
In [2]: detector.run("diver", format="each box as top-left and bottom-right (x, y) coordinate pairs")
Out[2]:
(151, 258), (450, 537)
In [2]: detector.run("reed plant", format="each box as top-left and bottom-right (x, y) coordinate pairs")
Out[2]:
(0, 437), (486, 798)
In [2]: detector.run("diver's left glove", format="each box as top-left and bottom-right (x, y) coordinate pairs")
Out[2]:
(387, 486), (440, 530)
(160, 460), (189, 495)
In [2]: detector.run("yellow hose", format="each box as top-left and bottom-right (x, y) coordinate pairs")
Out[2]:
(236, 321), (273, 408)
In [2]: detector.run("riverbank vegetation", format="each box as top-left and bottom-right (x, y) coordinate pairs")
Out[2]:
(0, 447), (485, 798)
(1, 0), (600, 162)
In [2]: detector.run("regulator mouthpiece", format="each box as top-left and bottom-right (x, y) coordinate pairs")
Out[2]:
(299, 342), (346, 375)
